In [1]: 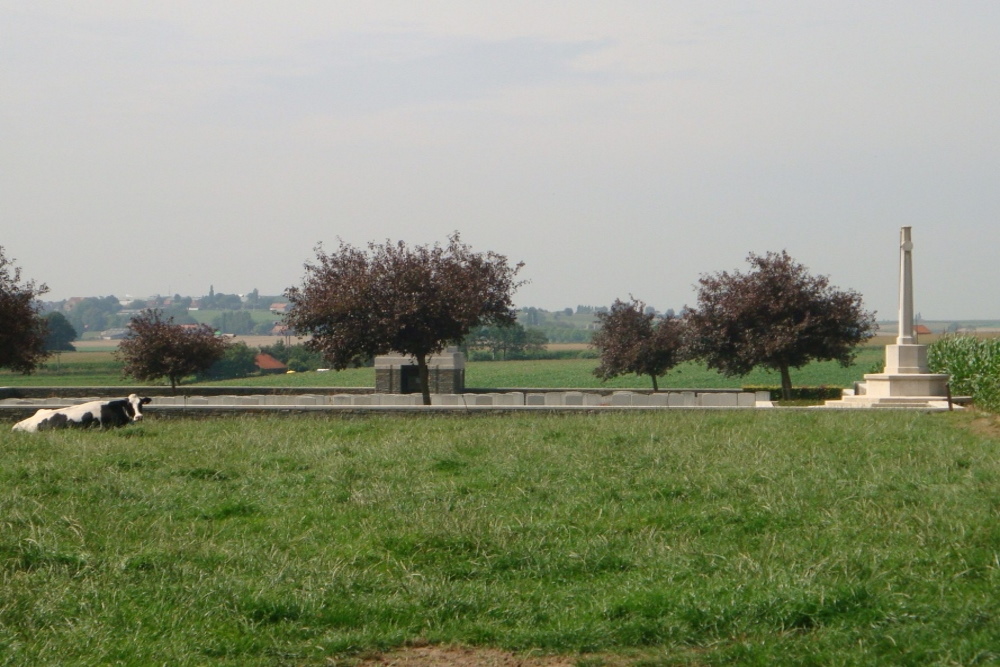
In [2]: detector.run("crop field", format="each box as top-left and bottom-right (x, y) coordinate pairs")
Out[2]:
(0, 350), (124, 386)
(1, 410), (999, 665)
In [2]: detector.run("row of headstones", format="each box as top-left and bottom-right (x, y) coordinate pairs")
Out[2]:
(129, 391), (767, 408)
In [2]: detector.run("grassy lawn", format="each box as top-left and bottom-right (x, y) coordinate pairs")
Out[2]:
(2, 410), (999, 664)
(3, 347), (884, 391)
(205, 346), (883, 391)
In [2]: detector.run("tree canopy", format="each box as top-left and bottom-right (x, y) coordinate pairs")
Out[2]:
(285, 233), (525, 405)
(591, 298), (686, 391)
(43, 311), (78, 351)
(0, 247), (50, 373)
(115, 309), (231, 391)
(685, 250), (877, 399)
(467, 323), (547, 360)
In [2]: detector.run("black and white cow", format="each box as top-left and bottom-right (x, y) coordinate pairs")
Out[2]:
(12, 394), (152, 433)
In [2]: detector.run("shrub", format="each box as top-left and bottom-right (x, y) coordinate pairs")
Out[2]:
(928, 335), (1000, 413)
(743, 385), (843, 401)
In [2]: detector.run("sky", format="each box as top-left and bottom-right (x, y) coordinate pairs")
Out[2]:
(2, 2), (998, 320)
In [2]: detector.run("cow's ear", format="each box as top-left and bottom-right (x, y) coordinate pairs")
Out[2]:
(141, 397), (152, 405)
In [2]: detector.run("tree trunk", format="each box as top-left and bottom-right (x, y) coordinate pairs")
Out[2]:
(779, 364), (793, 401)
(650, 374), (659, 392)
(170, 375), (178, 395)
(416, 352), (432, 406)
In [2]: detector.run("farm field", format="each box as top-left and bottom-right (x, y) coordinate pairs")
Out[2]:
(0, 346), (886, 391)
(1, 411), (999, 664)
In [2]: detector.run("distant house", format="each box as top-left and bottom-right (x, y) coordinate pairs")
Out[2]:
(100, 328), (129, 340)
(271, 323), (291, 336)
(914, 324), (933, 336)
(254, 353), (288, 374)
(269, 303), (288, 314)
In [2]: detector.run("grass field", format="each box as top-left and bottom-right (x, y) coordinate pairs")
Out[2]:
(0, 346), (886, 391)
(2, 411), (999, 665)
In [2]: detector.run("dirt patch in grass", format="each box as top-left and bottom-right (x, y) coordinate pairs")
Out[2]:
(963, 410), (1000, 440)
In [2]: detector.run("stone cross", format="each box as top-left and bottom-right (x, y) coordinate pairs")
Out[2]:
(897, 226), (916, 345)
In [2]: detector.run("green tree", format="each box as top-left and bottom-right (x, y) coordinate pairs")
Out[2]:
(471, 323), (524, 360)
(198, 342), (258, 380)
(212, 310), (255, 335)
(0, 247), (49, 373)
(686, 250), (877, 399)
(285, 233), (524, 405)
(522, 307), (541, 326)
(43, 311), (77, 351)
(116, 310), (231, 391)
(469, 323), (550, 360)
(591, 298), (686, 391)
(523, 327), (549, 355)
(66, 296), (122, 334)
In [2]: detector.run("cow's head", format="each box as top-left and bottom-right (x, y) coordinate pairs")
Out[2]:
(127, 394), (153, 421)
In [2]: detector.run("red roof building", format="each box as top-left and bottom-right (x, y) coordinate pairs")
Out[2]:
(254, 353), (288, 374)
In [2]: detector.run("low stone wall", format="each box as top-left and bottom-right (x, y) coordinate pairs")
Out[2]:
(1, 390), (769, 422)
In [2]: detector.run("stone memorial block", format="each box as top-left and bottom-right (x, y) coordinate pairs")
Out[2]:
(494, 392), (524, 406)
(610, 392), (633, 406)
(668, 392), (696, 407)
(544, 393), (565, 406)
(432, 394), (462, 406)
(699, 392), (738, 407)
(649, 393), (670, 407)
(526, 393), (546, 406)
(374, 347), (465, 395)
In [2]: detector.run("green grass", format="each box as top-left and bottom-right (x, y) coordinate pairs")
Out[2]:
(199, 347), (886, 391)
(2, 411), (999, 664)
(0, 346), (884, 391)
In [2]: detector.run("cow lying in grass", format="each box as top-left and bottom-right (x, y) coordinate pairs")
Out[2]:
(12, 394), (152, 433)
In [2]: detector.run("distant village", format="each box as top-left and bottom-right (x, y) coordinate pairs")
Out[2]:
(44, 289), (625, 344)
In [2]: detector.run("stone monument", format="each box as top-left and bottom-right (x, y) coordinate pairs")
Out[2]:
(374, 346), (465, 395)
(830, 226), (951, 408)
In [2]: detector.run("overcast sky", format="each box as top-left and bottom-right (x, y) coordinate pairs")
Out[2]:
(2, 2), (998, 319)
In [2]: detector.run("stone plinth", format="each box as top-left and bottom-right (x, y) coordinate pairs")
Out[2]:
(883, 344), (929, 374)
(374, 347), (465, 395)
(859, 371), (949, 398)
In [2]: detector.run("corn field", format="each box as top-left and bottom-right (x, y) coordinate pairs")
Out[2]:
(928, 335), (1000, 413)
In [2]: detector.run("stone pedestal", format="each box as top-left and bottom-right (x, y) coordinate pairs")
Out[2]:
(884, 343), (928, 374)
(374, 347), (465, 395)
